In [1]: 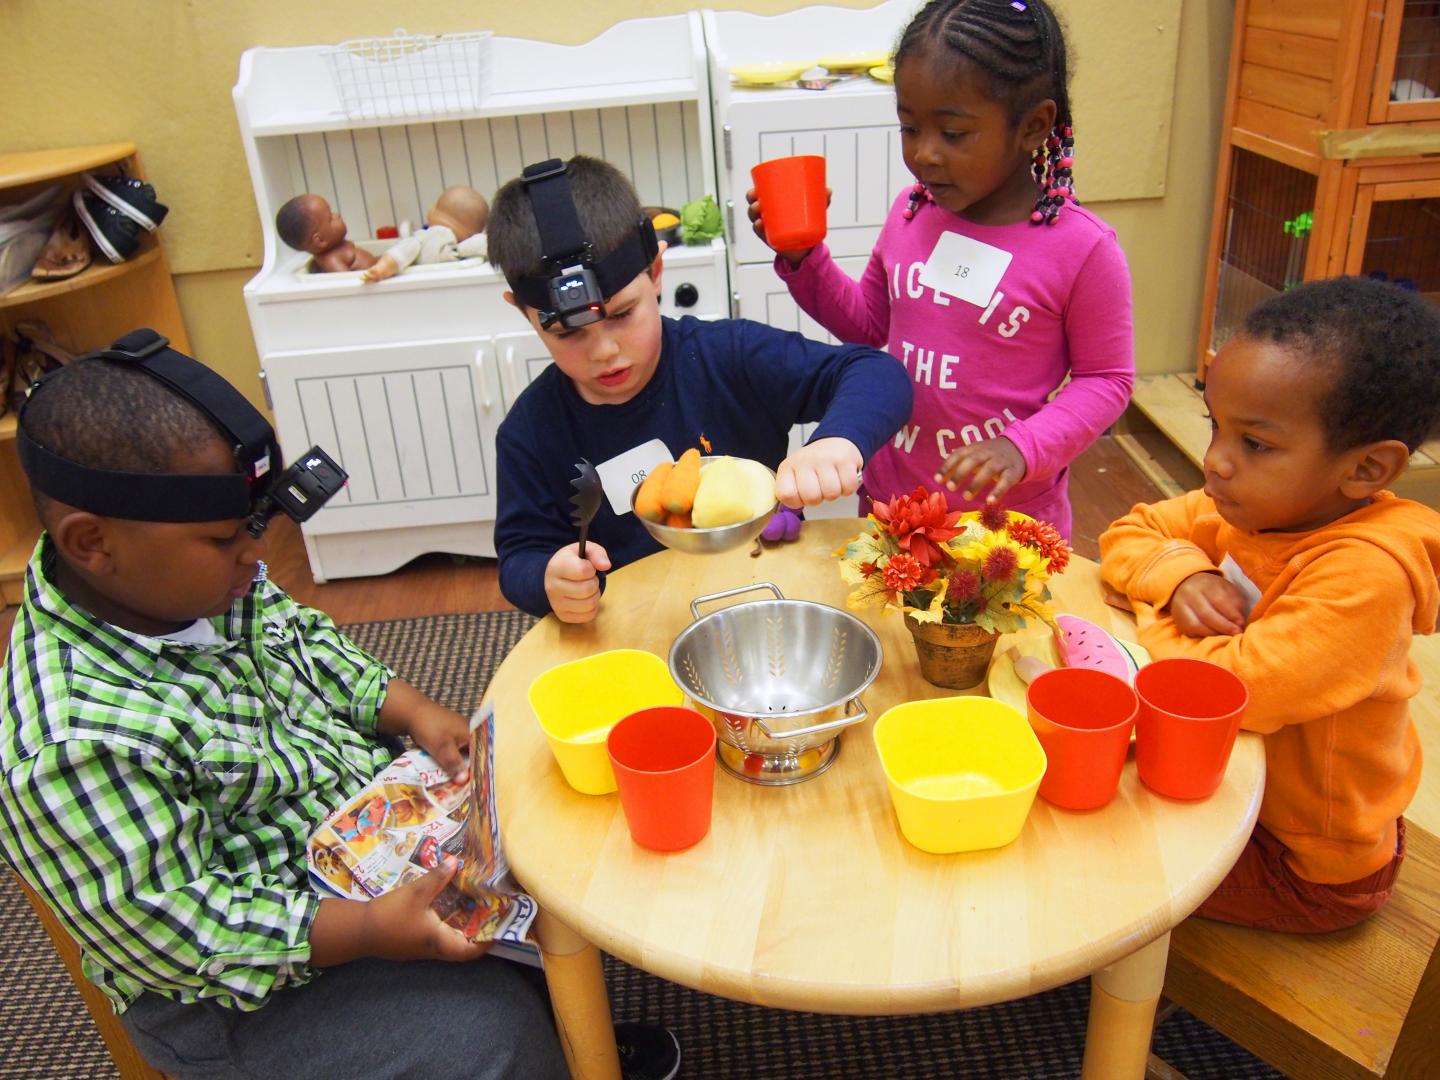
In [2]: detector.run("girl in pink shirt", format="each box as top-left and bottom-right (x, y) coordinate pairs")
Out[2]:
(749, 0), (1134, 539)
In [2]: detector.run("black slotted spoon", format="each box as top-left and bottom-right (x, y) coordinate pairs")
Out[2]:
(570, 458), (603, 558)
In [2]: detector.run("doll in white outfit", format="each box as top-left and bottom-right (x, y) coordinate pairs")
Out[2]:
(362, 186), (490, 283)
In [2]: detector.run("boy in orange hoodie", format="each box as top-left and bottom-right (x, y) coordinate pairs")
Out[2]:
(1100, 276), (1440, 933)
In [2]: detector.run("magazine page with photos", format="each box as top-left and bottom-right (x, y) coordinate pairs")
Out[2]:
(306, 702), (540, 966)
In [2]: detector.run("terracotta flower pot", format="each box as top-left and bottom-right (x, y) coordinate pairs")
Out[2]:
(904, 614), (1001, 690)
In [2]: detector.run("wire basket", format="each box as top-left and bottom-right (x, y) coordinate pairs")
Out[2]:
(325, 29), (492, 121)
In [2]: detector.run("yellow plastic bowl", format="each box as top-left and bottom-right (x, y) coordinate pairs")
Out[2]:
(528, 650), (684, 794)
(872, 697), (1047, 854)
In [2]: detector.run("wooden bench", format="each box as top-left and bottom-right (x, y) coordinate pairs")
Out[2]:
(1148, 821), (1440, 1079)
(1115, 372), (1440, 509)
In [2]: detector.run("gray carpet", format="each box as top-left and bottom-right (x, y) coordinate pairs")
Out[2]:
(0, 610), (1282, 1079)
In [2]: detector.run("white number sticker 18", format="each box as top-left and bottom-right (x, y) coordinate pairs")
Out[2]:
(918, 231), (1013, 308)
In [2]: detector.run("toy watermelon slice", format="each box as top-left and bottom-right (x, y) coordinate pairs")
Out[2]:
(1055, 614), (1137, 684)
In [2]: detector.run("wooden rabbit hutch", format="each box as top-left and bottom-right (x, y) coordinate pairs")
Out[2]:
(1122, 0), (1440, 508)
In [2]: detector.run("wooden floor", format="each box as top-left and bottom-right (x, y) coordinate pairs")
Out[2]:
(0, 435), (1159, 638)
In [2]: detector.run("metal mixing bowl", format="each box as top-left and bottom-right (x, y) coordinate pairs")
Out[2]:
(631, 457), (777, 555)
(669, 583), (883, 784)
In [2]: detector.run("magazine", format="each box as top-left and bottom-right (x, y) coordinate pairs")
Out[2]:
(306, 702), (540, 966)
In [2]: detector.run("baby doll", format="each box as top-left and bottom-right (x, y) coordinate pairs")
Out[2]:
(362, 185), (490, 283)
(274, 193), (378, 274)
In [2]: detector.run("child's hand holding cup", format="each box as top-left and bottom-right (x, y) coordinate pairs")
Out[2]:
(746, 155), (830, 266)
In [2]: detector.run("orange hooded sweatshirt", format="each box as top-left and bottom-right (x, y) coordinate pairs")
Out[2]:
(1100, 490), (1440, 884)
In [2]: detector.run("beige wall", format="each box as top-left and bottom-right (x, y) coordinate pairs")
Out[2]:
(1, 1), (1230, 408)
(1102, 0), (1233, 377)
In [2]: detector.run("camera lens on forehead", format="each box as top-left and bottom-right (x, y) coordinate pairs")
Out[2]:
(562, 306), (605, 329)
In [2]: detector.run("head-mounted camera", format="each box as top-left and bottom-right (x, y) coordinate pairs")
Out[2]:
(16, 329), (347, 538)
(509, 158), (659, 331)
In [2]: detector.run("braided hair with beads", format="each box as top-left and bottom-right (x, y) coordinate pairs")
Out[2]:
(894, 0), (1075, 225)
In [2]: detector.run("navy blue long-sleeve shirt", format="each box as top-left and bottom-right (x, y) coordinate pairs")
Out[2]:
(495, 314), (913, 616)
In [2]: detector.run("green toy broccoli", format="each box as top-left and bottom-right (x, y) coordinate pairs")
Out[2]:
(680, 195), (724, 244)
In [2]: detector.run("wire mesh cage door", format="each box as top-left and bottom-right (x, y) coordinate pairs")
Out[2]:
(1373, 0), (1440, 121)
(1345, 177), (1440, 305)
(1209, 148), (1319, 356)
(325, 30), (493, 122)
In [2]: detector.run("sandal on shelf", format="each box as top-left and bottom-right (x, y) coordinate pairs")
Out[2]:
(31, 209), (92, 280)
(0, 334), (16, 421)
(8, 320), (76, 413)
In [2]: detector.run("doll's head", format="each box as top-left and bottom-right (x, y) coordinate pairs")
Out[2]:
(427, 186), (490, 242)
(276, 194), (348, 255)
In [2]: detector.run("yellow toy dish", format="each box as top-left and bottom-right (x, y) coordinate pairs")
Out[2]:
(987, 631), (1151, 738)
(817, 51), (890, 72)
(868, 64), (895, 84)
(528, 650), (684, 795)
(730, 61), (816, 86)
(872, 696), (1046, 854)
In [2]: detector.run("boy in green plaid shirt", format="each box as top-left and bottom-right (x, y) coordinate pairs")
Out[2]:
(0, 344), (680, 1079)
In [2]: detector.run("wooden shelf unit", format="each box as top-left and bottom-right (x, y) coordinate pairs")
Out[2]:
(0, 242), (163, 309)
(0, 143), (189, 605)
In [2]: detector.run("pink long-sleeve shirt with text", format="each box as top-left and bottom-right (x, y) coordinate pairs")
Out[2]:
(778, 193), (1134, 539)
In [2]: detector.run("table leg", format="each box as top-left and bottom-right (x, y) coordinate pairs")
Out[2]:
(1081, 931), (1171, 1080)
(533, 908), (621, 1080)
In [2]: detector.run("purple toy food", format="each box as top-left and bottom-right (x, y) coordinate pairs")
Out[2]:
(760, 505), (803, 542)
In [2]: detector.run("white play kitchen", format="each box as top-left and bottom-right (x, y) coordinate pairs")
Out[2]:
(232, 3), (913, 581)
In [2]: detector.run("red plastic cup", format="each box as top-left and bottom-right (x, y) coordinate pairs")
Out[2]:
(606, 706), (716, 851)
(751, 155), (827, 250)
(1026, 667), (1138, 810)
(1134, 658), (1249, 800)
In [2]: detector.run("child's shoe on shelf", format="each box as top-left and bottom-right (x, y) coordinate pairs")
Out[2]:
(81, 171), (169, 231)
(73, 189), (142, 264)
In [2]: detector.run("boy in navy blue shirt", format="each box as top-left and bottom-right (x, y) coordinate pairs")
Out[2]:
(489, 155), (913, 620)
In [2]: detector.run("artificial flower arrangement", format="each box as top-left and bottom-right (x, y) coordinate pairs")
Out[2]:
(837, 486), (1071, 634)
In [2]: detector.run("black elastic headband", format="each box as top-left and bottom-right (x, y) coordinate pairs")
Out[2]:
(17, 330), (280, 523)
(17, 435), (260, 522)
(508, 158), (659, 312)
(509, 227), (659, 312)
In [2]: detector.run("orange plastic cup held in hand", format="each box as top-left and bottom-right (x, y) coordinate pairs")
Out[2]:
(606, 706), (717, 852)
(1134, 658), (1249, 800)
(751, 155), (827, 251)
(1026, 667), (1138, 810)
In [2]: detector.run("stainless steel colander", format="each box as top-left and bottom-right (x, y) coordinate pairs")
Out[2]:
(668, 583), (883, 784)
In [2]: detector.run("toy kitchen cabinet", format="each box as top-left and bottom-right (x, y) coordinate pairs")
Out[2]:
(233, 15), (727, 580)
(703, 1), (912, 512)
(233, 6), (924, 579)
(704, 1), (912, 328)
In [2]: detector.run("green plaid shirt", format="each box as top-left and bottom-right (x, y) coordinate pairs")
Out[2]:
(0, 537), (393, 1011)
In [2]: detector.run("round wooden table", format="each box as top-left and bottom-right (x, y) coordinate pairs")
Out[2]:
(487, 519), (1265, 1079)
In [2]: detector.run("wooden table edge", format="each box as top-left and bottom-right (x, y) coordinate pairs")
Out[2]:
(494, 707), (1264, 1015)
